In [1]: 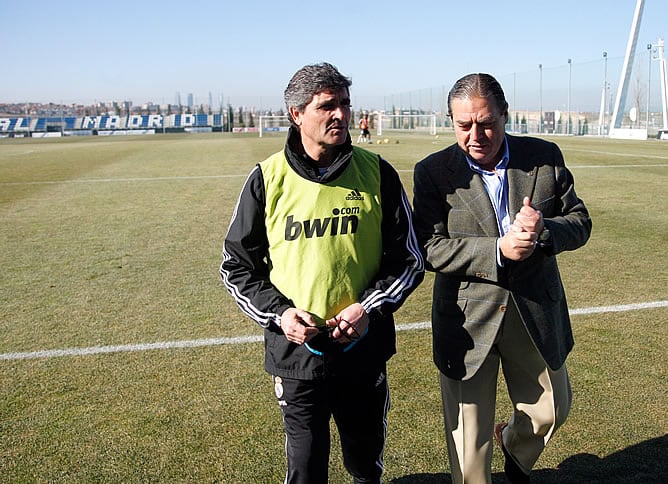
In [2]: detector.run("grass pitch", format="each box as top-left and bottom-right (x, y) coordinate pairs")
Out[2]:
(1, 132), (666, 482)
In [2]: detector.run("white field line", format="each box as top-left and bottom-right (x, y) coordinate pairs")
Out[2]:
(397, 163), (668, 172)
(0, 174), (248, 186)
(1, 301), (666, 361)
(2, 163), (667, 186)
(566, 148), (668, 160)
(566, 164), (668, 168)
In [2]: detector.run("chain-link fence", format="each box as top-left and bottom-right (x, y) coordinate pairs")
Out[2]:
(352, 51), (666, 137)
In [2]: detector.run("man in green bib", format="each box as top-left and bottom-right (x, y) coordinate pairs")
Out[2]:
(220, 62), (424, 483)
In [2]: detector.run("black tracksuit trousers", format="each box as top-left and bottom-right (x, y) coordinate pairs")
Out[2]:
(273, 368), (390, 484)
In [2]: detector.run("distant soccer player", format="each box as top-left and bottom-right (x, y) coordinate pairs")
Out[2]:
(220, 62), (424, 483)
(358, 112), (371, 143)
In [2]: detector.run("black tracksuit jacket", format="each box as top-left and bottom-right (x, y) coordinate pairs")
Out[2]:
(220, 128), (424, 380)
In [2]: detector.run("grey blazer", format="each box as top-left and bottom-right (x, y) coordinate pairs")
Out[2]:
(413, 135), (592, 380)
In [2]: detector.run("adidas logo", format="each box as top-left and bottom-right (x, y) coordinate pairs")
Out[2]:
(345, 188), (364, 201)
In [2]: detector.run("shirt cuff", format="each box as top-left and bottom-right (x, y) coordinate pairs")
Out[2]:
(496, 238), (505, 267)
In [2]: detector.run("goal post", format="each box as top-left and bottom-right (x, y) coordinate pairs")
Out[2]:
(376, 113), (437, 136)
(258, 115), (291, 137)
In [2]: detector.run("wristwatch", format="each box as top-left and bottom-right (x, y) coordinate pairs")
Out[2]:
(537, 227), (553, 254)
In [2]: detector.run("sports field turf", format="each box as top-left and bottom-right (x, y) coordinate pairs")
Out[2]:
(1, 132), (666, 482)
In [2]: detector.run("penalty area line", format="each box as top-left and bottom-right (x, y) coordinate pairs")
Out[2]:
(1, 300), (666, 361)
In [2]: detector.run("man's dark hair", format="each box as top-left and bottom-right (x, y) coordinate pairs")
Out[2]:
(447, 73), (508, 117)
(284, 62), (352, 122)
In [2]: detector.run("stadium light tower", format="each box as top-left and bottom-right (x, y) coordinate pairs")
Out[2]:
(609, 0), (644, 137)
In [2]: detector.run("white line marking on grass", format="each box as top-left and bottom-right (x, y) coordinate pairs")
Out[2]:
(4, 164), (666, 185)
(568, 300), (668, 315)
(567, 148), (668, 160)
(0, 336), (263, 361)
(396, 164), (668, 173)
(1, 301), (666, 361)
(569, 164), (668, 168)
(0, 174), (248, 186)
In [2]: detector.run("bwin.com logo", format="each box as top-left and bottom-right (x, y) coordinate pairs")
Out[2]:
(345, 188), (364, 201)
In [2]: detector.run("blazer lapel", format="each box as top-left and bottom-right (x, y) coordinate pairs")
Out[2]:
(506, 136), (538, 216)
(448, 153), (500, 237)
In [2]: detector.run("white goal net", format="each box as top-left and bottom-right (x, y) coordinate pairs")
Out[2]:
(376, 113), (436, 136)
(258, 115), (291, 137)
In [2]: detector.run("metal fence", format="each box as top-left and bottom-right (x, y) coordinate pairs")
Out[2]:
(352, 51), (667, 137)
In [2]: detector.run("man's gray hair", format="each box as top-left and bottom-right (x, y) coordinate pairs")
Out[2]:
(447, 73), (508, 117)
(284, 63), (352, 120)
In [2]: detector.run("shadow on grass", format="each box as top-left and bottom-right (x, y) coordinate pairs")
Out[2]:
(391, 434), (667, 483)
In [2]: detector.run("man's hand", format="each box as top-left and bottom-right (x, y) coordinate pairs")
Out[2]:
(280, 308), (320, 344)
(514, 196), (544, 234)
(499, 197), (542, 261)
(326, 303), (369, 344)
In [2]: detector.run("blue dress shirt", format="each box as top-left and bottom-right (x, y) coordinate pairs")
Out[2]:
(465, 137), (511, 265)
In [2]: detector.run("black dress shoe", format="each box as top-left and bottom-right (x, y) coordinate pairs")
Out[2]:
(500, 439), (530, 483)
(494, 422), (530, 484)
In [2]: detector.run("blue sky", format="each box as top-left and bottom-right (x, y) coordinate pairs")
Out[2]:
(2, 0), (666, 111)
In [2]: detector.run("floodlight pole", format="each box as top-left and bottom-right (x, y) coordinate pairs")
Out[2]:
(567, 59), (572, 135)
(598, 52), (608, 135)
(647, 44), (652, 132)
(512, 72), (517, 133)
(539, 64), (543, 134)
(658, 38), (668, 130)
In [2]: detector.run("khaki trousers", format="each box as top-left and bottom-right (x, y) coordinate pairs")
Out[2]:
(439, 298), (572, 484)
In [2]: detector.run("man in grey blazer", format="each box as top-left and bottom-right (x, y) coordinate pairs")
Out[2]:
(413, 73), (592, 483)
